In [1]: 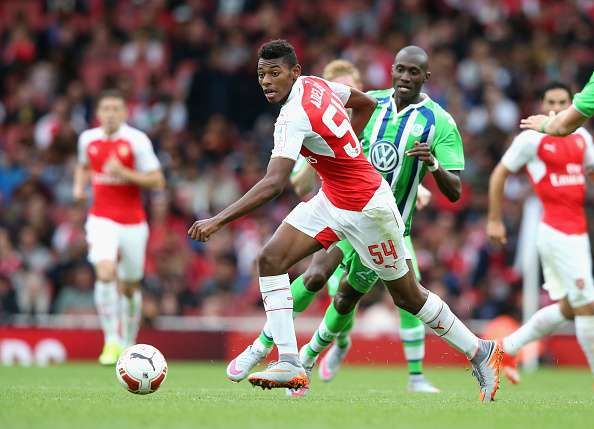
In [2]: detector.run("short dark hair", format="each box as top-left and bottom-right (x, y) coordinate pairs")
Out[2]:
(541, 81), (572, 100)
(97, 89), (125, 104)
(257, 39), (298, 67)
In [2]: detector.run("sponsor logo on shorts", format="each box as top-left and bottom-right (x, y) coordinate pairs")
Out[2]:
(576, 278), (585, 290)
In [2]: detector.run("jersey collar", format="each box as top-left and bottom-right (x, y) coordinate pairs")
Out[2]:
(393, 91), (431, 116)
(101, 123), (127, 139)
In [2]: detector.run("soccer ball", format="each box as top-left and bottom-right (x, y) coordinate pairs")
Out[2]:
(115, 344), (168, 395)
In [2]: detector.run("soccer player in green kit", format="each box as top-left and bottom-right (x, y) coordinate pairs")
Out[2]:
(228, 46), (467, 395)
(522, 71), (594, 135)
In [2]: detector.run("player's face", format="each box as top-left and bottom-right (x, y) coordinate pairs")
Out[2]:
(257, 58), (301, 104)
(97, 97), (127, 133)
(541, 88), (571, 114)
(392, 57), (429, 102)
(331, 74), (363, 91)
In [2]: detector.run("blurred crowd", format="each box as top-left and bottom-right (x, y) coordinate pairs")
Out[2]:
(1, 0), (594, 326)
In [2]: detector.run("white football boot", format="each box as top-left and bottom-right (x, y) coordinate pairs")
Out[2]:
(407, 374), (441, 393)
(471, 339), (503, 402)
(248, 360), (308, 390)
(318, 340), (351, 382)
(226, 345), (270, 382)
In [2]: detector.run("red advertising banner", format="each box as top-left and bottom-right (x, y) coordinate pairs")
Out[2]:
(0, 327), (588, 367)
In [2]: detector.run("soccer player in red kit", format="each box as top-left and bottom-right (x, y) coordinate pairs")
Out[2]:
(488, 82), (594, 384)
(74, 90), (165, 365)
(189, 40), (502, 401)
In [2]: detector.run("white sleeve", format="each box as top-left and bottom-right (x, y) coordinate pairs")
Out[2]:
(577, 128), (594, 169)
(134, 132), (161, 172)
(501, 131), (538, 173)
(271, 109), (310, 161)
(326, 80), (351, 105)
(77, 132), (88, 165)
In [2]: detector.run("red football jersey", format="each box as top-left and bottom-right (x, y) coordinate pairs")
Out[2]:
(502, 128), (594, 234)
(272, 76), (382, 211)
(78, 124), (160, 224)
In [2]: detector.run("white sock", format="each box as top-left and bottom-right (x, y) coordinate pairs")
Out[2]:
(120, 289), (142, 348)
(415, 292), (479, 359)
(94, 280), (120, 344)
(502, 303), (567, 356)
(575, 315), (594, 375)
(259, 274), (297, 356)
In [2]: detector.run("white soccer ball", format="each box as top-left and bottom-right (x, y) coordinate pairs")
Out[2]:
(115, 344), (168, 395)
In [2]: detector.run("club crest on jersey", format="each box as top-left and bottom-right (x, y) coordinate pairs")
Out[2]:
(370, 140), (399, 173)
(411, 124), (424, 137)
(118, 145), (130, 157)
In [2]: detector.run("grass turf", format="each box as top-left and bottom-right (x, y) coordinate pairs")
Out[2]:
(1, 363), (593, 429)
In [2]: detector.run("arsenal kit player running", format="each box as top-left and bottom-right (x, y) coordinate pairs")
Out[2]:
(188, 40), (502, 402)
(488, 82), (594, 384)
(74, 90), (165, 365)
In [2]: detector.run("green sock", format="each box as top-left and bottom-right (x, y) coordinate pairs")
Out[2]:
(256, 274), (318, 350)
(399, 308), (425, 375)
(336, 317), (354, 349)
(290, 274), (317, 313)
(304, 303), (356, 363)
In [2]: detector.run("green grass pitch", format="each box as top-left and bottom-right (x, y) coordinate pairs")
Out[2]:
(1, 363), (593, 429)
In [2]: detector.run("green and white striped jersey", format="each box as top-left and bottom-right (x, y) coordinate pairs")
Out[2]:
(361, 88), (464, 236)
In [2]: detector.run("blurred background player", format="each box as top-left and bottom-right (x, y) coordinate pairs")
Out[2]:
(522, 72), (594, 136)
(488, 82), (594, 384)
(228, 58), (440, 394)
(74, 90), (165, 365)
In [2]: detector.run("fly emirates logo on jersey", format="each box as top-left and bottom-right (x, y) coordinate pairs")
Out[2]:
(550, 163), (585, 187)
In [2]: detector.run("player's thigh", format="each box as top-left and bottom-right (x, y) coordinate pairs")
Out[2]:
(259, 222), (323, 275)
(404, 235), (421, 280)
(85, 216), (118, 275)
(117, 222), (149, 282)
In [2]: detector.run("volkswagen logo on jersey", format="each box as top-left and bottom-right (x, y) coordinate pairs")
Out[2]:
(370, 140), (399, 173)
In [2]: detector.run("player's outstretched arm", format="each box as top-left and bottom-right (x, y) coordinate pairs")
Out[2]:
(188, 157), (295, 242)
(344, 88), (377, 137)
(486, 162), (510, 245)
(520, 107), (586, 137)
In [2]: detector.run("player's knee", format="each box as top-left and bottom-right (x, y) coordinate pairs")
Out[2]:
(303, 269), (329, 292)
(120, 280), (140, 298)
(387, 278), (427, 314)
(257, 248), (287, 276)
(95, 261), (116, 282)
(333, 291), (357, 314)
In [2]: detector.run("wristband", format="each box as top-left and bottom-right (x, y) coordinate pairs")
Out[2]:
(539, 118), (550, 134)
(428, 158), (439, 172)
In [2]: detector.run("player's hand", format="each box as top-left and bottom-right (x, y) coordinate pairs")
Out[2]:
(486, 219), (507, 246)
(73, 186), (87, 202)
(406, 141), (436, 168)
(187, 217), (223, 242)
(520, 111), (555, 132)
(104, 156), (125, 178)
(415, 184), (432, 210)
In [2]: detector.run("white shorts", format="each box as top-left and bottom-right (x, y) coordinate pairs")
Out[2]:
(536, 223), (594, 307)
(85, 215), (149, 282)
(284, 180), (410, 281)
